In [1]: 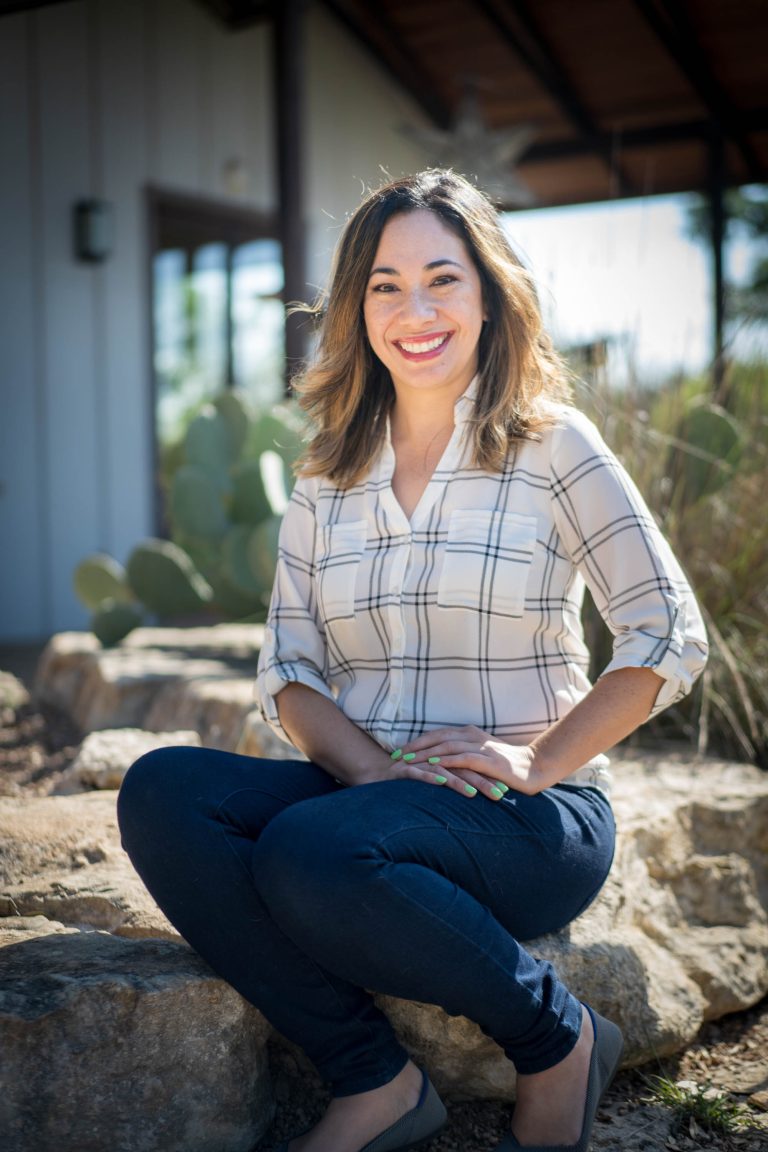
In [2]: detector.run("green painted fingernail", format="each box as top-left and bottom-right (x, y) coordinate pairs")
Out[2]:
(428, 756), (441, 764)
(434, 775), (448, 784)
(464, 784), (477, 796)
(491, 787), (504, 799)
(403, 752), (416, 761)
(494, 781), (509, 793)
(390, 749), (403, 760)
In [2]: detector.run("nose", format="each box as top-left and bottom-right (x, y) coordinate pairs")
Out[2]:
(398, 287), (438, 325)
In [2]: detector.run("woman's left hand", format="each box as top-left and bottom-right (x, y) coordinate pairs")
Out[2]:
(398, 726), (545, 799)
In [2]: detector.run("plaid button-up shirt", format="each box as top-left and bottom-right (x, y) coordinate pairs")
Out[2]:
(256, 387), (708, 790)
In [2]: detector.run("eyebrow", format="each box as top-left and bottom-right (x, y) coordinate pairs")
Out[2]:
(368, 258), (464, 278)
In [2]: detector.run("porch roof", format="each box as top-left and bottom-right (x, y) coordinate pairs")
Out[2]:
(202, 0), (768, 209)
(321, 0), (768, 209)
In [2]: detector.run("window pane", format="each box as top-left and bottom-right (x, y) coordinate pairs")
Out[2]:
(153, 248), (207, 448)
(192, 243), (228, 390)
(232, 238), (285, 408)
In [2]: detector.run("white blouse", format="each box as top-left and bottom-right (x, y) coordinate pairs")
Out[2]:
(256, 385), (708, 791)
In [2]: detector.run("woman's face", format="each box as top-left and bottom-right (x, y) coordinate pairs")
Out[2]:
(363, 209), (485, 403)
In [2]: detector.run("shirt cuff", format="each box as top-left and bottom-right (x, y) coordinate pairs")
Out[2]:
(599, 599), (699, 716)
(256, 661), (336, 744)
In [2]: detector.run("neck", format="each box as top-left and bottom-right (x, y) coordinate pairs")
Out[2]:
(389, 390), (458, 449)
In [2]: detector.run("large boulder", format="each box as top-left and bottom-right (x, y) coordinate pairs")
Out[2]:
(34, 627), (264, 745)
(0, 670), (29, 724)
(0, 916), (273, 1152)
(236, 708), (307, 760)
(1, 755), (767, 1103)
(0, 791), (174, 938)
(34, 625), (301, 757)
(61, 727), (202, 791)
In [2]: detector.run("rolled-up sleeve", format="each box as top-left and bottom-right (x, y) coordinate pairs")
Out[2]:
(255, 476), (335, 742)
(550, 410), (708, 716)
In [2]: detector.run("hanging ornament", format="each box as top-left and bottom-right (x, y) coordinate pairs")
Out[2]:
(401, 79), (537, 206)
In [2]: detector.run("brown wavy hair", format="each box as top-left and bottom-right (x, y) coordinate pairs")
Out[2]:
(292, 170), (572, 485)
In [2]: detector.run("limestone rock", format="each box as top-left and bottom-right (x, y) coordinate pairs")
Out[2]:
(61, 727), (202, 791)
(34, 625), (263, 741)
(0, 791), (174, 938)
(0, 670), (30, 724)
(236, 708), (306, 760)
(2, 754), (767, 1101)
(145, 675), (256, 751)
(0, 917), (273, 1152)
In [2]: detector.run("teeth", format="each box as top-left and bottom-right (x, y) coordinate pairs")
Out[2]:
(398, 334), (447, 354)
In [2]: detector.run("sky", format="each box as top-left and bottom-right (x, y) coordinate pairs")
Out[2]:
(501, 193), (721, 385)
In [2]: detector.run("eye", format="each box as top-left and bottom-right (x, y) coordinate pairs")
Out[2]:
(370, 282), (398, 294)
(432, 274), (458, 287)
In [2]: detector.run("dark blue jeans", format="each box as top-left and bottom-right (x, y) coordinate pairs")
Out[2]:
(117, 749), (615, 1096)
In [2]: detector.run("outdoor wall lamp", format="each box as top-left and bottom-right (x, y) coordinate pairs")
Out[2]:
(74, 199), (114, 263)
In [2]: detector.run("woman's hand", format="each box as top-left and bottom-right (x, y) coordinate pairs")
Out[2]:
(395, 726), (542, 800)
(396, 668), (666, 800)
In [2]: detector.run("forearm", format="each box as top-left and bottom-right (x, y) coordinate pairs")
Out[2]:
(529, 665), (664, 789)
(275, 681), (392, 785)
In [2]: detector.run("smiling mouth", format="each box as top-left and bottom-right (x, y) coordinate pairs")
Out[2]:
(395, 333), (452, 357)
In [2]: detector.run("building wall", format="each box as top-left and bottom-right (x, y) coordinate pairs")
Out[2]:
(304, 3), (431, 292)
(0, 0), (430, 641)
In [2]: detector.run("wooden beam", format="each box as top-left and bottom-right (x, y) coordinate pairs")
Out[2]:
(632, 0), (763, 184)
(522, 113), (768, 172)
(320, 0), (452, 129)
(476, 0), (635, 197)
(194, 0), (275, 30)
(0, 0), (72, 13)
(273, 0), (308, 385)
(709, 132), (727, 398)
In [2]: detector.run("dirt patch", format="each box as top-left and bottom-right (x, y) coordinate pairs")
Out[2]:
(259, 1005), (768, 1152)
(0, 698), (81, 796)
(2, 691), (767, 1151)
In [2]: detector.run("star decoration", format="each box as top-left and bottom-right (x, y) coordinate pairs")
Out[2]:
(402, 83), (537, 207)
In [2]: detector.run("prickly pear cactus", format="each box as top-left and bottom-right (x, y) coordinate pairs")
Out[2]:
(675, 401), (743, 503)
(170, 465), (229, 539)
(73, 554), (133, 612)
(126, 540), (214, 617)
(91, 599), (145, 647)
(73, 391), (303, 644)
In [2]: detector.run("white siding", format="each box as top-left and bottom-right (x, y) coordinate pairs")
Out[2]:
(305, 3), (432, 292)
(0, 14), (49, 638)
(0, 0), (430, 641)
(37, 1), (103, 631)
(203, 12), (274, 208)
(0, 0), (275, 640)
(147, 0), (207, 190)
(97, 0), (153, 563)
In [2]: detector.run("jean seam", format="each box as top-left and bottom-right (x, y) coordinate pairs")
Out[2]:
(211, 788), (398, 1082)
(370, 855), (580, 1067)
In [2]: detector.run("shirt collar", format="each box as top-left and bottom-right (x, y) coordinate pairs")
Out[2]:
(454, 375), (480, 424)
(382, 374), (480, 456)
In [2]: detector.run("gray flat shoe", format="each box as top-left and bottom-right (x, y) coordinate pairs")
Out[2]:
(274, 1069), (447, 1152)
(494, 1005), (624, 1152)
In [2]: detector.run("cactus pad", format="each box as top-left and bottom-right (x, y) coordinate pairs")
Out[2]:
(126, 540), (214, 617)
(73, 554), (132, 612)
(91, 599), (145, 646)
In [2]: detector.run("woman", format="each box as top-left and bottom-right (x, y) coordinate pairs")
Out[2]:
(118, 170), (708, 1152)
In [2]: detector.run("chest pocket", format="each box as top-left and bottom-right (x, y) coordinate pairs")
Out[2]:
(315, 520), (367, 623)
(437, 509), (537, 618)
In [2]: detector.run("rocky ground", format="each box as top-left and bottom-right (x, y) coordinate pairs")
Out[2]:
(2, 671), (767, 1152)
(260, 1010), (768, 1152)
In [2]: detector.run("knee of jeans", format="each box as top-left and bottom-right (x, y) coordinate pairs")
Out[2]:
(254, 799), (378, 914)
(117, 747), (186, 849)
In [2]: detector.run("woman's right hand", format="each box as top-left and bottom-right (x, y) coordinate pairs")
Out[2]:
(351, 743), (510, 804)
(276, 682), (505, 800)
